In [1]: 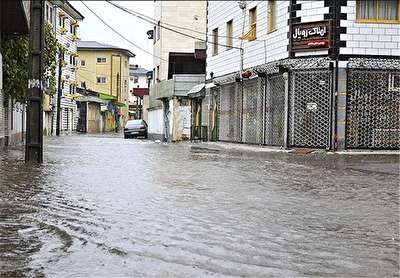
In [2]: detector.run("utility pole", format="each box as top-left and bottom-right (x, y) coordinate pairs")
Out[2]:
(26, 0), (44, 163)
(56, 50), (64, 136)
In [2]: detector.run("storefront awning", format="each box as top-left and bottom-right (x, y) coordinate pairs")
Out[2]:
(98, 92), (117, 101)
(116, 102), (126, 107)
(188, 83), (205, 98)
(76, 95), (108, 104)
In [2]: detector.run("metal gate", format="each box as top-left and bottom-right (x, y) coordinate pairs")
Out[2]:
(265, 75), (285, 146)
(242, 79), (264, 144)
(218, 83), (241, 142)
(346, 70), (400, 149)
(210, 89), (219, 141)
(289, 69), (332, 148)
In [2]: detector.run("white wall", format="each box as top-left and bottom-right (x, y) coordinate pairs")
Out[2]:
(207, 1), (290, 78)
(148, 108), (164, 135)
(340, 1), (400, 56)
(154, 0), (207, 81)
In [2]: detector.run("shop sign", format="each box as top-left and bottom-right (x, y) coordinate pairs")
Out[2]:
(306, 102), (318, 111)
(291, 20), (331, 52)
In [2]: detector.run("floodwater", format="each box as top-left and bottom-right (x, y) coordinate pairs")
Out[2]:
(0, 134), (399, 277)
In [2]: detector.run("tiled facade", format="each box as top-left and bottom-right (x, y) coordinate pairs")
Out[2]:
(44, 1), (83, 135)
(205, 0), (400, 150)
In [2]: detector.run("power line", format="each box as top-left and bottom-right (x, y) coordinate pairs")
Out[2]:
(79, 1), (168, 62)
(105, 0), (243, 50)
(106, 0), (265, 42)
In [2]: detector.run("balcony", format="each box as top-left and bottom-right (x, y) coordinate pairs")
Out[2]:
(149, 74), (205, 108)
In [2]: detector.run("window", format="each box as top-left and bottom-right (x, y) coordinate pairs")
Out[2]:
(97, 57), (107, 63)
(153, 26), (157, 44)
(357, 0), (399, 23)
(249, 7), (257, 37)
(69, 55), (73, 65)
(267, 0), (277, 33)
(80, 81), (86, 88)
(156, 66), (160, 81)
(157, 21), (161, 41)
(133, 76), (139, 83)
(46, 5), (49, 21)
(80, 60), (86, 67)
(59, 17), (65, 28)
(50, 7), (53, 23)
(96, 77), (107, 84)
(212, 28), (219, 56)
(226, 20), (233, 49)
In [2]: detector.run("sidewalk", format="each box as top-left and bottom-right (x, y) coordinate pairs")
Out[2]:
(189, 141), (400, 156)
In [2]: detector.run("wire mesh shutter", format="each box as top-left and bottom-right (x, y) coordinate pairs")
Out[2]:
(346, 70), (400, 149)
(289, 69), (332, 148)
(218, 83), (241, 142)
(265, 75), (285, 146)
(242, 78), (264, 144)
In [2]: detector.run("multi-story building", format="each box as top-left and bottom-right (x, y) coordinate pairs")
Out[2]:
(76, 41), (135, 131)
(148, 0), (207, 141)
(128, 65), (149, 121)
(43, 0), (84, 135)
(205, 0), (399, 150)
(0, 0), (30, 147)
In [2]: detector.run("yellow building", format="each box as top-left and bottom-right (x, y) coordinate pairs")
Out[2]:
(76, 41), (135, 129)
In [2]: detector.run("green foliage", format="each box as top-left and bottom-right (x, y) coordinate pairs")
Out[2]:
(1, 21), (60, 102)
(1, 34), (29, 102)
(43, 21), (59, 96)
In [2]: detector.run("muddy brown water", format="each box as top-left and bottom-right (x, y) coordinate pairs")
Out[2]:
(0, 134), (399, 277)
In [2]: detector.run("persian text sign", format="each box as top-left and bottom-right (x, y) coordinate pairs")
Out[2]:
(291, 20), (332, 52)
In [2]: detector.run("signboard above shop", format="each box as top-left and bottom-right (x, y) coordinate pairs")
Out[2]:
(291, 20), (332, 52)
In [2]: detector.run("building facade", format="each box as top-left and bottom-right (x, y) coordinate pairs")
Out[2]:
(149, 0), (207, 141)
(205, 0), (399, 150)
(0, 0), (30, 148)
(43, 0), (84, 135)
(129, 65), (149, 121)
(76, 41), (135, 131)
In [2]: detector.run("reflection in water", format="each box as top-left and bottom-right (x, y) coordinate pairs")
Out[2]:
(0, 135), (399, 277)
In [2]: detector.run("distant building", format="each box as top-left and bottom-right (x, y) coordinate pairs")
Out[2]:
(128, 65), (149, 121)
(76, 41), (135, 131)
(148, 1), (207, 142)
(43, 0), (84, 135)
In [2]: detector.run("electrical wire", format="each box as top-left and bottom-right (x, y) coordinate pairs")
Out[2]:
(105, 0), (243, 50)
(106, 0), (266, 42)
(79, 1), (168, 62)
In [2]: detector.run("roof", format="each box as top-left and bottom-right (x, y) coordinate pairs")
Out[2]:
(76, 95), (108, 104)
(51, 1), (84, 20)
(129, 66), (149, 76)
(77, 41), (135, 57)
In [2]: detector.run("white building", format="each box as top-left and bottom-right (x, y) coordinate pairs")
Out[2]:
(206, 0), (399, 150)
(148, 0), (207, 141)
(129, 65), (149, 121)
(44, 0), (84, 135)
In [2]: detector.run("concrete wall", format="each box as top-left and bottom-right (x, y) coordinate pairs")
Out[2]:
(171, 98), (191, 141)
(148, 108), (164, 140)
(142, 95), (149, 123)
(153, 0), (207, 81)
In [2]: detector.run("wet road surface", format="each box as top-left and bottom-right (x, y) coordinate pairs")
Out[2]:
(0, 134), (399, 277)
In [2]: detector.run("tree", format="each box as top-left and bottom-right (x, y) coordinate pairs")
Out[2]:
(0, 21), (60, 103)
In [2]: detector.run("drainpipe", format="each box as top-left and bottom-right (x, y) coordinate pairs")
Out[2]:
(283, 72), (289, 149)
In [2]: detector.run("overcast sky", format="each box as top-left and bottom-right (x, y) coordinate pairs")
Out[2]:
(70, 1), (154, 70)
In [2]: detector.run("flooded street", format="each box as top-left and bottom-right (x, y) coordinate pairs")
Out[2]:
(0, 134), (398, 277)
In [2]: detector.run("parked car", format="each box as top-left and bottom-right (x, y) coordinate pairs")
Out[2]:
(124, 119), (148, 139)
